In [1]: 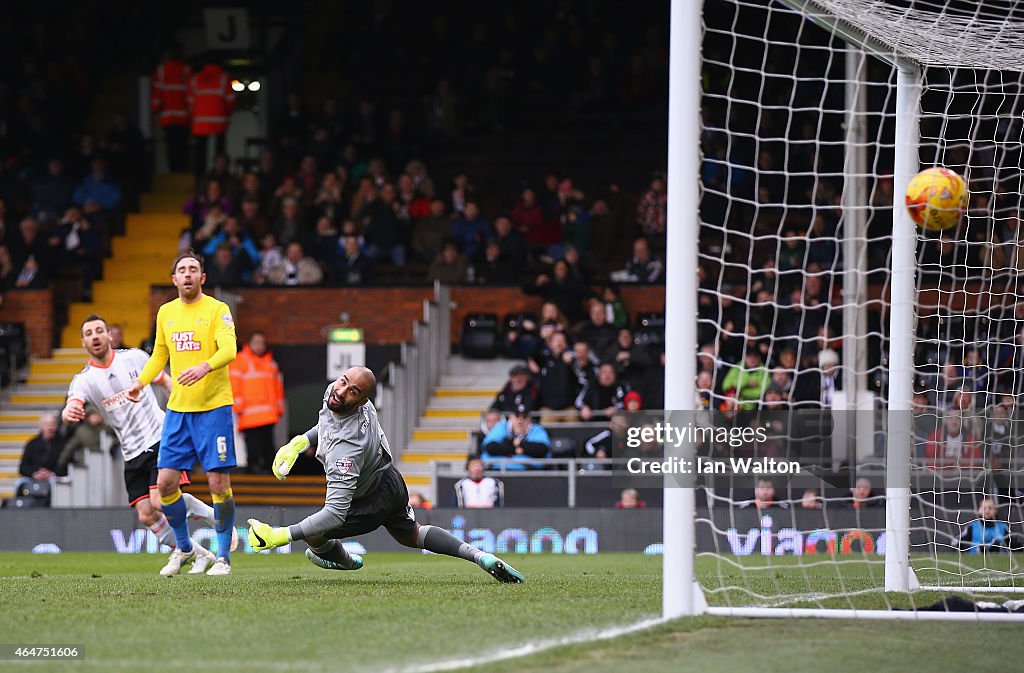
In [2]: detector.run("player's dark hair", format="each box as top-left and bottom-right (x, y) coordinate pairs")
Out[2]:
(172, 249), (205, 275)
(81, 313), (107, 335)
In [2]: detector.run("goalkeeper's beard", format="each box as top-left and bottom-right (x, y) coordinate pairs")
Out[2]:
(326, 395), (359, 415)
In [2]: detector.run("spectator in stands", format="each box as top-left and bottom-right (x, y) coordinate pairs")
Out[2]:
(336, 234), (375, 285)
(926, 411), (981, 468)
(623, 390), (643, 411)
(360, 182), (406, 267)
(236, 196), (270, 241)
(575, 300), (618, 362)
(14, 254), (49, 289)
(448, 172), (472, 216)
(513, 187), (554, 256)
(740, 478), (788, 509)
(721, 347), (769, 410)
(31, 158), (73, 226)
(602, 284), (629, 329)
(617, 237), (664, 283)
(411, 199), (451, 263)
(531, 331), (579, 424)
(635, 172), (667, 240)
(253, 232), (285, 285)
(491, 364), (540, 413)
(957, 497), (1022, 554)
(266, 241), (323, 286)
(580, 363), (630, 421)
(107, 324), (124, 350)
(306, 216), (340, 276)
(0, 245), (15, 305)
(793, 348), (841, 408)
(849, 476), (881, 508)
(492, 215), (527, 270)
(72, 155), (122, 221)
(408, 491), (432, 509)
(452, 201), (491, 260)
(453, 456), (504, 508)
(207, 214), (260, 274)
(52, 206), (102, 299)
(473, 240), (516, 285)
(615, 488), (647, 509)
(185, 179), (234, 229)
(204, 242), (245, 287)
(584, 411), (629, 465)
(15, 414), (67, 496)
(230, 331), (285, 474)
(480, 404), (551, 470)
(524, 259), (589, 323)
(570, 340), (600, 398)
(274, 196), (304, 247)
(427, 239), (469, 283)
(801, 488), (823, 509)
(57, 409), (113, 473)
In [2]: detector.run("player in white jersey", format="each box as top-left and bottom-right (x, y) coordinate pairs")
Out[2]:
(61, 314), (232, 575)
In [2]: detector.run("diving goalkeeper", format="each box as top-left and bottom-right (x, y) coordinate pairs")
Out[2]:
(247, 366), (524, 583)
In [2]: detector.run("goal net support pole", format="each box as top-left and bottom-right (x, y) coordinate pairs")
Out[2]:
(664, 0), (704, 620)
(884, 63), (922, 593)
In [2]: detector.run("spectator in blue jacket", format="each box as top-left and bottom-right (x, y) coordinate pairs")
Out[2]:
(451, 201), (492, 260)
(72, 156), (122, 217)
(480, 403), (551, 470)
(202, 216), (261, 279)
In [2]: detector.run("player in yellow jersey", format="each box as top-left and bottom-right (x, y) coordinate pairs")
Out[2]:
(128, 250), (238, 576)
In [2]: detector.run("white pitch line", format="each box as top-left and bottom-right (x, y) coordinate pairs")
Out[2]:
(391, 616), (665, 673)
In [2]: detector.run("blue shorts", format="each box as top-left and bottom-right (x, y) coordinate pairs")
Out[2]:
(158, 406), (237, 473)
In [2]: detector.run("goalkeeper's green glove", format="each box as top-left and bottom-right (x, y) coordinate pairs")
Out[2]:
(248, 518), (291, 551)
(272, 435), (310, 480)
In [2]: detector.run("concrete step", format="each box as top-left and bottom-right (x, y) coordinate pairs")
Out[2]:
(112, 237), (180, 257)
(0, 421), (39, 431)
(448, 357), (523, 376)
(29, 360), (85, 377)
(438, 375), (507, 388)
(140, 192), (186, 213)
(423, 408), (486, 418)
(400, 451), (468, 463)
(0, 432), (33, 444)
(25, 372), (81, 383)
(433, 388), (495, 398)
(405, 439), (474, 453)
(7, 393), (66, 406)
(403, 474), (431, 487)
(152, 173), (195, 194)
(18, 383), (72, 393)
(50, 349), (86, 361)
(425, 397), (494, 410)
(0, 413), (43, 423)
(91, 284), (149, 305)
(411, 428), (471, 442)
(97, 265), (170, 283)
(417, 417), (480, 429)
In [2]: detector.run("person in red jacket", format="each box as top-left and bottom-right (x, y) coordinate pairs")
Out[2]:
(188, 62), (236, 178)
(151, 44), (192, 172)
(229, 331), (285, 473)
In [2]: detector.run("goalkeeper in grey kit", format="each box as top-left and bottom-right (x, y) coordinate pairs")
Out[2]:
(247, 366), (524, 583)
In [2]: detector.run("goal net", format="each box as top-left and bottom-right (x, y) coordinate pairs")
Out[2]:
(668, 0), (1024, 619)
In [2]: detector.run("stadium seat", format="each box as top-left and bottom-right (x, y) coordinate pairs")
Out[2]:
(504, 312), (540, 336)
(0, 322), (28, 371)
(550, 436), (578, 458)
(461, 313), (500, 359)
(2, 496), (46, 508)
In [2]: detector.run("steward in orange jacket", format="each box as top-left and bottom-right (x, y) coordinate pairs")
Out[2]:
(188, 63), (236, 177)
(151, 45), (192, 171)
(230, 333), (284, 473)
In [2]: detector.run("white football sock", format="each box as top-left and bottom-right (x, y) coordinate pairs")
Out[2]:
(182, 493), (216, 527)
(148, 512), (177, 548)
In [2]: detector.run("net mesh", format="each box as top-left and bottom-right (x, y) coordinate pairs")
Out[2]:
(697, 0), (1024, 611)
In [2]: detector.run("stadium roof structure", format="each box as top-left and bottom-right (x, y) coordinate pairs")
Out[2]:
(779, 0), (1024, 72)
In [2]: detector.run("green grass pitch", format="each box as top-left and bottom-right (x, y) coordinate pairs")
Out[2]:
(1, 552), (1022, 673)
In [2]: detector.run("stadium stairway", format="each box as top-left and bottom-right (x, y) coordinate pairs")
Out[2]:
(398, 356), (518, 502)
(0, 348), (87, 499)
(0, 174), (192, 500)
(60, 173), (193, 351)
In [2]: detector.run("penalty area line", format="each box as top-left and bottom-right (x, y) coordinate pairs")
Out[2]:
(392, 616), (665, 673)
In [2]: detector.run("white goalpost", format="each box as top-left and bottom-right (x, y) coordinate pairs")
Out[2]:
(665, 0), (1024, 621)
